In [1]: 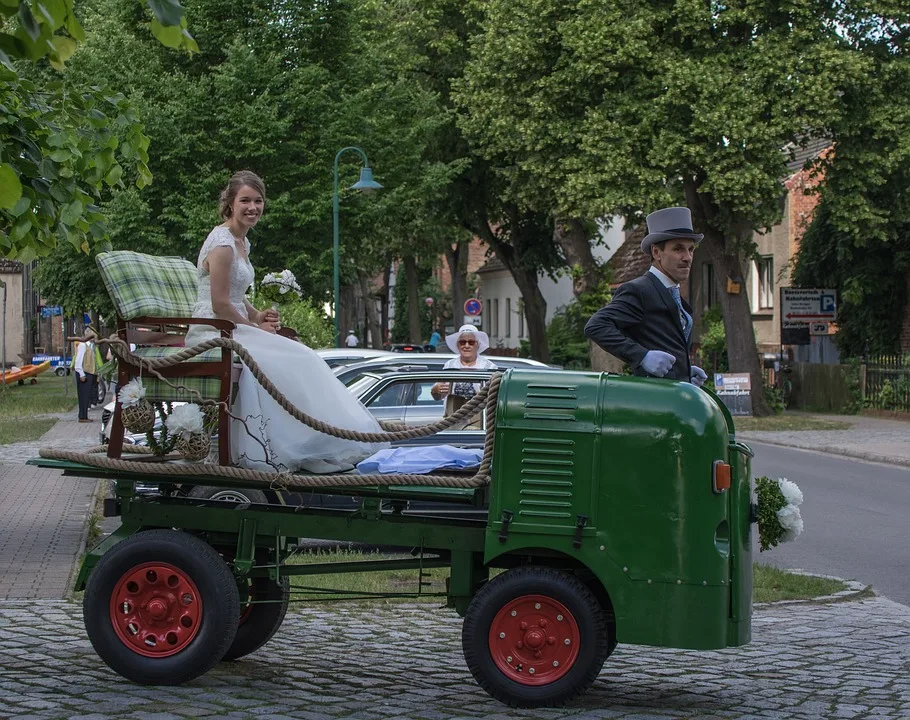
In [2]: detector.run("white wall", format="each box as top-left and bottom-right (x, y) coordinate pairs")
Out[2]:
(481, 216), (623, 349)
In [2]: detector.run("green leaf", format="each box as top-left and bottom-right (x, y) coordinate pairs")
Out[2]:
(0, 31), (26, 60)
(17, 3), (41, 43)
(49, 149), (70, 162)
(0, 163), (22, 209)
(37, 0), (66, 29)
(15, 243), (38, 264)
(50, 35), (76, 63)
(10, 216), (32, 242)
(10, 195), (31, 217)
(60, 199), (82, 225)
(147, 0), (184, 27)
(64, 10), (84, 42)
(150, 19), (183, 49)
(104, 163), (123, 187)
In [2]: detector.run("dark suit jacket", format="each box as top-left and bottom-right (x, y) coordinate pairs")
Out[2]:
(584, 271), (692, 381)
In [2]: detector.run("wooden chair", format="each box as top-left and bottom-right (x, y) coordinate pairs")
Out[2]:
(95, 251), (235, 464)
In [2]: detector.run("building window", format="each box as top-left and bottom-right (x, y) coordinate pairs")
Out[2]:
(702, 263), (716, 311)
(518, 302), (525, 338)
(752, 256), (774, 310)
(492, 298), (499, 337)
(505, 298), (511, 337)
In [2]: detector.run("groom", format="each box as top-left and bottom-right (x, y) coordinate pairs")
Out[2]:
(584, 207), (707, 386)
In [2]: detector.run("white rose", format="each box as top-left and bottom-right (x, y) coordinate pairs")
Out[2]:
(776, 504), (803, 541)
(777, 478), (804, 507)
(165, 403), (205, 438)
(118, 379), (146, 408)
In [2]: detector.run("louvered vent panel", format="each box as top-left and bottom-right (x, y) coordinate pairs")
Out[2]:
(522, 382), (579, 422)
(518, 436), (576, 519)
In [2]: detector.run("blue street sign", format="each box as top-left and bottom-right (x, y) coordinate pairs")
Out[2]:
(40, 306), (63, 318)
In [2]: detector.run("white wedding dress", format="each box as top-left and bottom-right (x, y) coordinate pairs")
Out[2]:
(184, 226), (388, 473)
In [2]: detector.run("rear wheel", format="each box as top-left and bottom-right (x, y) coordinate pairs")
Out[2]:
(187, 485), (268, 505)
(83, 529), (239, 684)
(462, 566), (611, 707)
(223, 576), (290, 660)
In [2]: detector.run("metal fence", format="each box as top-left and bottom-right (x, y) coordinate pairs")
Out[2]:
(863, 354), (910, 412)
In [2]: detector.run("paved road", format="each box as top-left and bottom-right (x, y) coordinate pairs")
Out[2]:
(750, 441), (910, 605)
(1, 597), (908, 720)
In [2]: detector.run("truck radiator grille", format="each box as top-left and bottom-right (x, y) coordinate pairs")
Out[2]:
(522, 382), (579, 422)
(518, 436), (575, 519)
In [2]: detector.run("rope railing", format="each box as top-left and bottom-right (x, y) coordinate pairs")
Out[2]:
(40, 335), (501, 490)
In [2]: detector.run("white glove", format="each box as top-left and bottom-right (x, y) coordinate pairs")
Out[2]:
(640, 350), (676, 377)
(690, 365), (708, 387)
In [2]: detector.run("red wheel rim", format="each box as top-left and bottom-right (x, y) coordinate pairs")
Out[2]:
(488, 594), (580, 686)
(109, 562), (203, 658)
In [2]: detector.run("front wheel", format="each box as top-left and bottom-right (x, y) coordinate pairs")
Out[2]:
(462, 567), (612, 707)
(83, 529), (240, 684)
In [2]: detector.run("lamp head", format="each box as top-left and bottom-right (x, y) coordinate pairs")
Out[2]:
(349, 167), (383, 192)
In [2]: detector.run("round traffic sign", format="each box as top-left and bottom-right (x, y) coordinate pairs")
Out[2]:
(464, 298), (482, 316)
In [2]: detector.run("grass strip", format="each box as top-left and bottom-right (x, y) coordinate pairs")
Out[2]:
(736, 415), (852, 432)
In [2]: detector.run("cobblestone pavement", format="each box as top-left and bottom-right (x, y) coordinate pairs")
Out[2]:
(0, 407), (101, 599)
(738, 414), (910, 468)
(0, 596), (908, 720)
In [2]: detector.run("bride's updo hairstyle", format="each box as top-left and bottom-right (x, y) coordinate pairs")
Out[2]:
(219, 170), (266, 220)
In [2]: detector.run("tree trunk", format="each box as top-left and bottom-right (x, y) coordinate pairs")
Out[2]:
(553, 215), (621, 372)
(474, 216), (550, 362)
(380, 265), (391, 347)
(686, 179), (771, 416)
(403, 255), (422, 344)
(359, 274), (382, 349)
(553, 216), (599, 296)
(445, 242), (469, 330)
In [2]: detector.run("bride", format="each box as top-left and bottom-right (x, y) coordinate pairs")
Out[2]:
(184, 170), (387, 473)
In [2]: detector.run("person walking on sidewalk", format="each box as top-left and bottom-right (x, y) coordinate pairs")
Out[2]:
(584, 206), (707, 385)
(73, 331), (98, 423)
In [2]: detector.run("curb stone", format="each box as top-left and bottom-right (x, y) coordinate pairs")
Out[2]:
(739, 435), (910, 468)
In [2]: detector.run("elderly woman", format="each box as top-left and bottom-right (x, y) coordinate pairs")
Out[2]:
(430, 325), (498, 403)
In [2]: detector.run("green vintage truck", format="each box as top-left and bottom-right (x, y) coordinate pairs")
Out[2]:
(33, 368), (754, 708)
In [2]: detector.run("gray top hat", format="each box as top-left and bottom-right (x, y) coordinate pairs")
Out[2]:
(640, 207), (704, 255)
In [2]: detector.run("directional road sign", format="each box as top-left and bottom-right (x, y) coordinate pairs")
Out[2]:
(781, 288), (837, 322)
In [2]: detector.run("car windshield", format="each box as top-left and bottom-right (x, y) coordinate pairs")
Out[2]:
(345, 374), (383, 396)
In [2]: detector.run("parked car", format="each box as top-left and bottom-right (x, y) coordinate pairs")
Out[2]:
(315, 348), (397, 368)
(334, 353), (554, 386)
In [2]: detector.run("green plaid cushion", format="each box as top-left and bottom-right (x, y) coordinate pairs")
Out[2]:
(144, 376), (224, 402)
(133, 347), (224, 364)
(96, 251), (198, 320)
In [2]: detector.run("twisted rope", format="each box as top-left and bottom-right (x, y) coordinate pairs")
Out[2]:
(40, 335), (501, 489)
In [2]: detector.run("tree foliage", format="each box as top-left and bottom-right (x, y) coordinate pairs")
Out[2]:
(454, 0), (909, 413)
(0, 0), (191, 261)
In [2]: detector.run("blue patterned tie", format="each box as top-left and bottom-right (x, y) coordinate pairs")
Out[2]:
(669, 286), (692, 341)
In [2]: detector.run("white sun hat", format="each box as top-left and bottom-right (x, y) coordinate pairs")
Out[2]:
(445, 324), (490, 354)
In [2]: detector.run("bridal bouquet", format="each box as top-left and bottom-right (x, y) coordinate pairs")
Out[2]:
(755, 476), (804, 552)
(259, 269), (302, 306)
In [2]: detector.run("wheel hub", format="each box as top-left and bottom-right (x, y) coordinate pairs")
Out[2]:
(109, 562), (203, 658)
(489, 594), (579, 686)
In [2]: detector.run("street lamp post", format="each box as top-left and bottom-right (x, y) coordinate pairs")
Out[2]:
(333, 146), (382, 347)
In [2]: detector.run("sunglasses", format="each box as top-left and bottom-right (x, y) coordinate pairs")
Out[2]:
(457, 339), (477, 346)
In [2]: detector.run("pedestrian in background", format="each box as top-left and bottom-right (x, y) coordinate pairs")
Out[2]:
(345, 330), (360, 348)
(585, 206), (707, 386)
(73, 330), (98, 423)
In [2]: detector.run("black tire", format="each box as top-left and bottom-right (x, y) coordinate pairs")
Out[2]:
(223, 576), (290, 661)
(83, 529), (240, 685)
(462, 566), (611, 708)
(187, 485), (268, 504)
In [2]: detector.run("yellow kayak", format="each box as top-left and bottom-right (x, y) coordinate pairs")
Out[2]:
(1, 360), (52, 385)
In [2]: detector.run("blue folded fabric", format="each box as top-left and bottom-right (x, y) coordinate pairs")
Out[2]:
(357, 445), (483, 475)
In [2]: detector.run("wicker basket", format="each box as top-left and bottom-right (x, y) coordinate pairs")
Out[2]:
(202, 403), (220, 430)
(121, 400), (156, 434)
(177, 432), (212, 462)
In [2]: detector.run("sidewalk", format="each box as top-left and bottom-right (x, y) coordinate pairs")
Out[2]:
(738, 413), (910, 467)
(0, 405), (102, 600)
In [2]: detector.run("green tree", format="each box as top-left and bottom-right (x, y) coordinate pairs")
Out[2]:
(454, 0), (903, 414)
(793, 12), (910, 356)
(1, 0), (192, 261)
